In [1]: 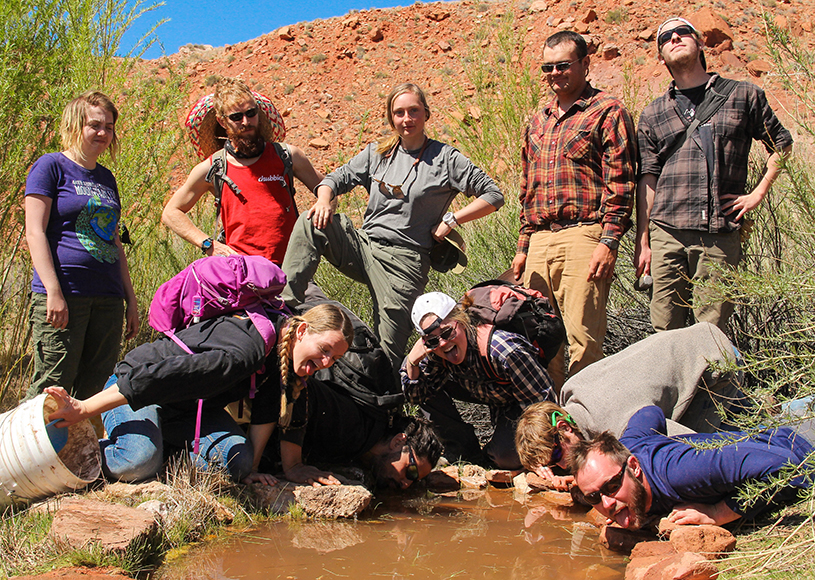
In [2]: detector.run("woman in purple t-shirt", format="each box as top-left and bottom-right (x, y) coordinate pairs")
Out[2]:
(24, 91), (139, 401)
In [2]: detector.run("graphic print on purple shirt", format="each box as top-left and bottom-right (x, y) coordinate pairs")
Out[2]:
(25, 152), (124, 297)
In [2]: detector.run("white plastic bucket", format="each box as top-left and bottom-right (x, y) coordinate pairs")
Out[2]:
(0, 394), (101, 508)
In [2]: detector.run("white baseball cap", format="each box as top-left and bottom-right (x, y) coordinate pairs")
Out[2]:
(411, 292), (457, 334)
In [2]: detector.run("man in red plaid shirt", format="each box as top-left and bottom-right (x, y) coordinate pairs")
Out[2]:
(512, 31), (636, 389)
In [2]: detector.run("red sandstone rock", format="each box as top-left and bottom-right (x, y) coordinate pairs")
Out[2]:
(720, 51), (743, 69)
(602, 45), (620, 60)
(689, 8), (734, 48)
(438, 40), (452, 52)
(600, 524), (657, 554)
(668, 525), (736, 559)
(425, 9), (451, 21)
(293, 484), (372, 518)
(582, 9), (598, 23)
(485, 469), (515, 486)
(630, 541), (677, 559)
(587, 508), (610, 527)
(309, 138), (330, 149)
(278, 26), (294, 41)
(369, 27), (384, 42)
(747, 59), (772, 77)
(50, 497), (157, 552)
(425, 466), (461, 492)
(525, 472), (553, 492)
(460, 474), (488, 489)
(529, 1), (548, 14)
(647, 551), (719, 579)
(658, 517), (680, 538)
(539, 490), (574, 506)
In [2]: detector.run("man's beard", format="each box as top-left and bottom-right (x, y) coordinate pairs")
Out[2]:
(227, 126), (264, 158)
(626, 468), (649, 530)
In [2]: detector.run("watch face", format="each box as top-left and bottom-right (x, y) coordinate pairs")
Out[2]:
(201, 238), (213, 253)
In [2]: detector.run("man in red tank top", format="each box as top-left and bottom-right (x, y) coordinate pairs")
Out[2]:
(162, 78), (324, 265)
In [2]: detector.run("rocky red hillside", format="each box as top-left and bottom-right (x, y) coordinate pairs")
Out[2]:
(159, 0), (811, 184)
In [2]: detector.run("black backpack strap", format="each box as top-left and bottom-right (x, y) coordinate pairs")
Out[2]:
(273, 142), (298, 213)
(204, 147), (242, 215)
(663, 77), (740, 164)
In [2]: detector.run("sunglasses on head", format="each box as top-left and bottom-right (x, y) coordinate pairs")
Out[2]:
(422, 324), (456, 349)
(541, 58), (580, 74)
(406, 447), (420, 481)
(657, 25), (697, 49)
(226, 107), (258, 122)
(573, 464), (626, 505)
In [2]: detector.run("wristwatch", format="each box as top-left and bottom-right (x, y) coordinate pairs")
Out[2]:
(201, 237), (214, 255)
(442, 211), (459, 228)
(599, 237), (619, 251)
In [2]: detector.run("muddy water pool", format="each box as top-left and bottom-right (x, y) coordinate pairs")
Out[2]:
(158, 488), (625, 580)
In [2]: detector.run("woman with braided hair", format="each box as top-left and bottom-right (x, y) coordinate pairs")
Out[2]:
(45, 303), (353, 485)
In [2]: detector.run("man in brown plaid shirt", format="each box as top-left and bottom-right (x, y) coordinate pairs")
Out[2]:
(635, 17), (792, 332)
(512, 31), (636, 389)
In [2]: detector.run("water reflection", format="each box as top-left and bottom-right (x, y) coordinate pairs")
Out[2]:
(158, 488), (625, 580)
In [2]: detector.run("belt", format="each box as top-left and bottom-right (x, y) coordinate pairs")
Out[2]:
(534, 219), (597, 233)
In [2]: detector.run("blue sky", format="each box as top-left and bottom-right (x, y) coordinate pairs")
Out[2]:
(120, 0), (446, 59)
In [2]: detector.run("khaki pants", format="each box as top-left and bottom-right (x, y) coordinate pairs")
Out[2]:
(281, 212), (430, 369)
(649, 222), (741, 332)
(523, 224), (609, 389)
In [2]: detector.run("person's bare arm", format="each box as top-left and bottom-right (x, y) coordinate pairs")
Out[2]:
(721, 144), (792, 220)
(44, 385), (128, 426)
(280, 440), (341, 486)
(242, 423), (278, 486)
(25, 195), (68, 329)
(667, 501), (741, 526)
(634, 174), (657, 278)
(161, 159), (236, 256)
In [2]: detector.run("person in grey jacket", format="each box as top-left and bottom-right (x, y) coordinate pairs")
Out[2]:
(515, 322), (746, 486)
(281, 82), (503, 369)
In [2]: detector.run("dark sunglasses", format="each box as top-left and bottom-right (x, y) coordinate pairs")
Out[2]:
(657, 25), (696, 49)
(549, 433), (563, 466)
(226, 107), (258, 122)
(573, 464), (626, 506)
(406, 447), (420, 481)
(541, 59), (580, 73)
(422, 324), (456, 350)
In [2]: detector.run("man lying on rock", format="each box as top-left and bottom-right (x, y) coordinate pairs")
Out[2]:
(265, 376), (443, 490)
(569, 405), (813, 529)
(514, 322), (747, 489)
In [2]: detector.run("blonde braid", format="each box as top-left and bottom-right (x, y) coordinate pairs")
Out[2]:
(277, 315), (303, 427)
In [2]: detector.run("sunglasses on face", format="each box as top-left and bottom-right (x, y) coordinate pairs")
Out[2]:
(573, 464), (626, 506)
(406, 447), (420, 481)
(657, 25), (697, 49)
(541, 58), (580, 74)
(549, 433), (564, 466)
(422, 324), (456, 350)
(226, 107), (258, 122)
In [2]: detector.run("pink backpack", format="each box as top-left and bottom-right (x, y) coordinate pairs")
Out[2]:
(149, 255), (288, 356)
(148, 255), (288, 454)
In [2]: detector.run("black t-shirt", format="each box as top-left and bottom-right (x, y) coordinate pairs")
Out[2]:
(675, 83), (715, 185)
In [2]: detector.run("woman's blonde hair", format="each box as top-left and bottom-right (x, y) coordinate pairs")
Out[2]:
(60, 91), (119, 162)
(277, 303), (354, 391)
(376, 82), (431, 155)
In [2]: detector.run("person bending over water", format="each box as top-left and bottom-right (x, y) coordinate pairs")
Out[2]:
(45, 303), (353, 485)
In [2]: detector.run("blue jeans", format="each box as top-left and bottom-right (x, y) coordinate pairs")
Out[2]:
(100, 376), (254, 482)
